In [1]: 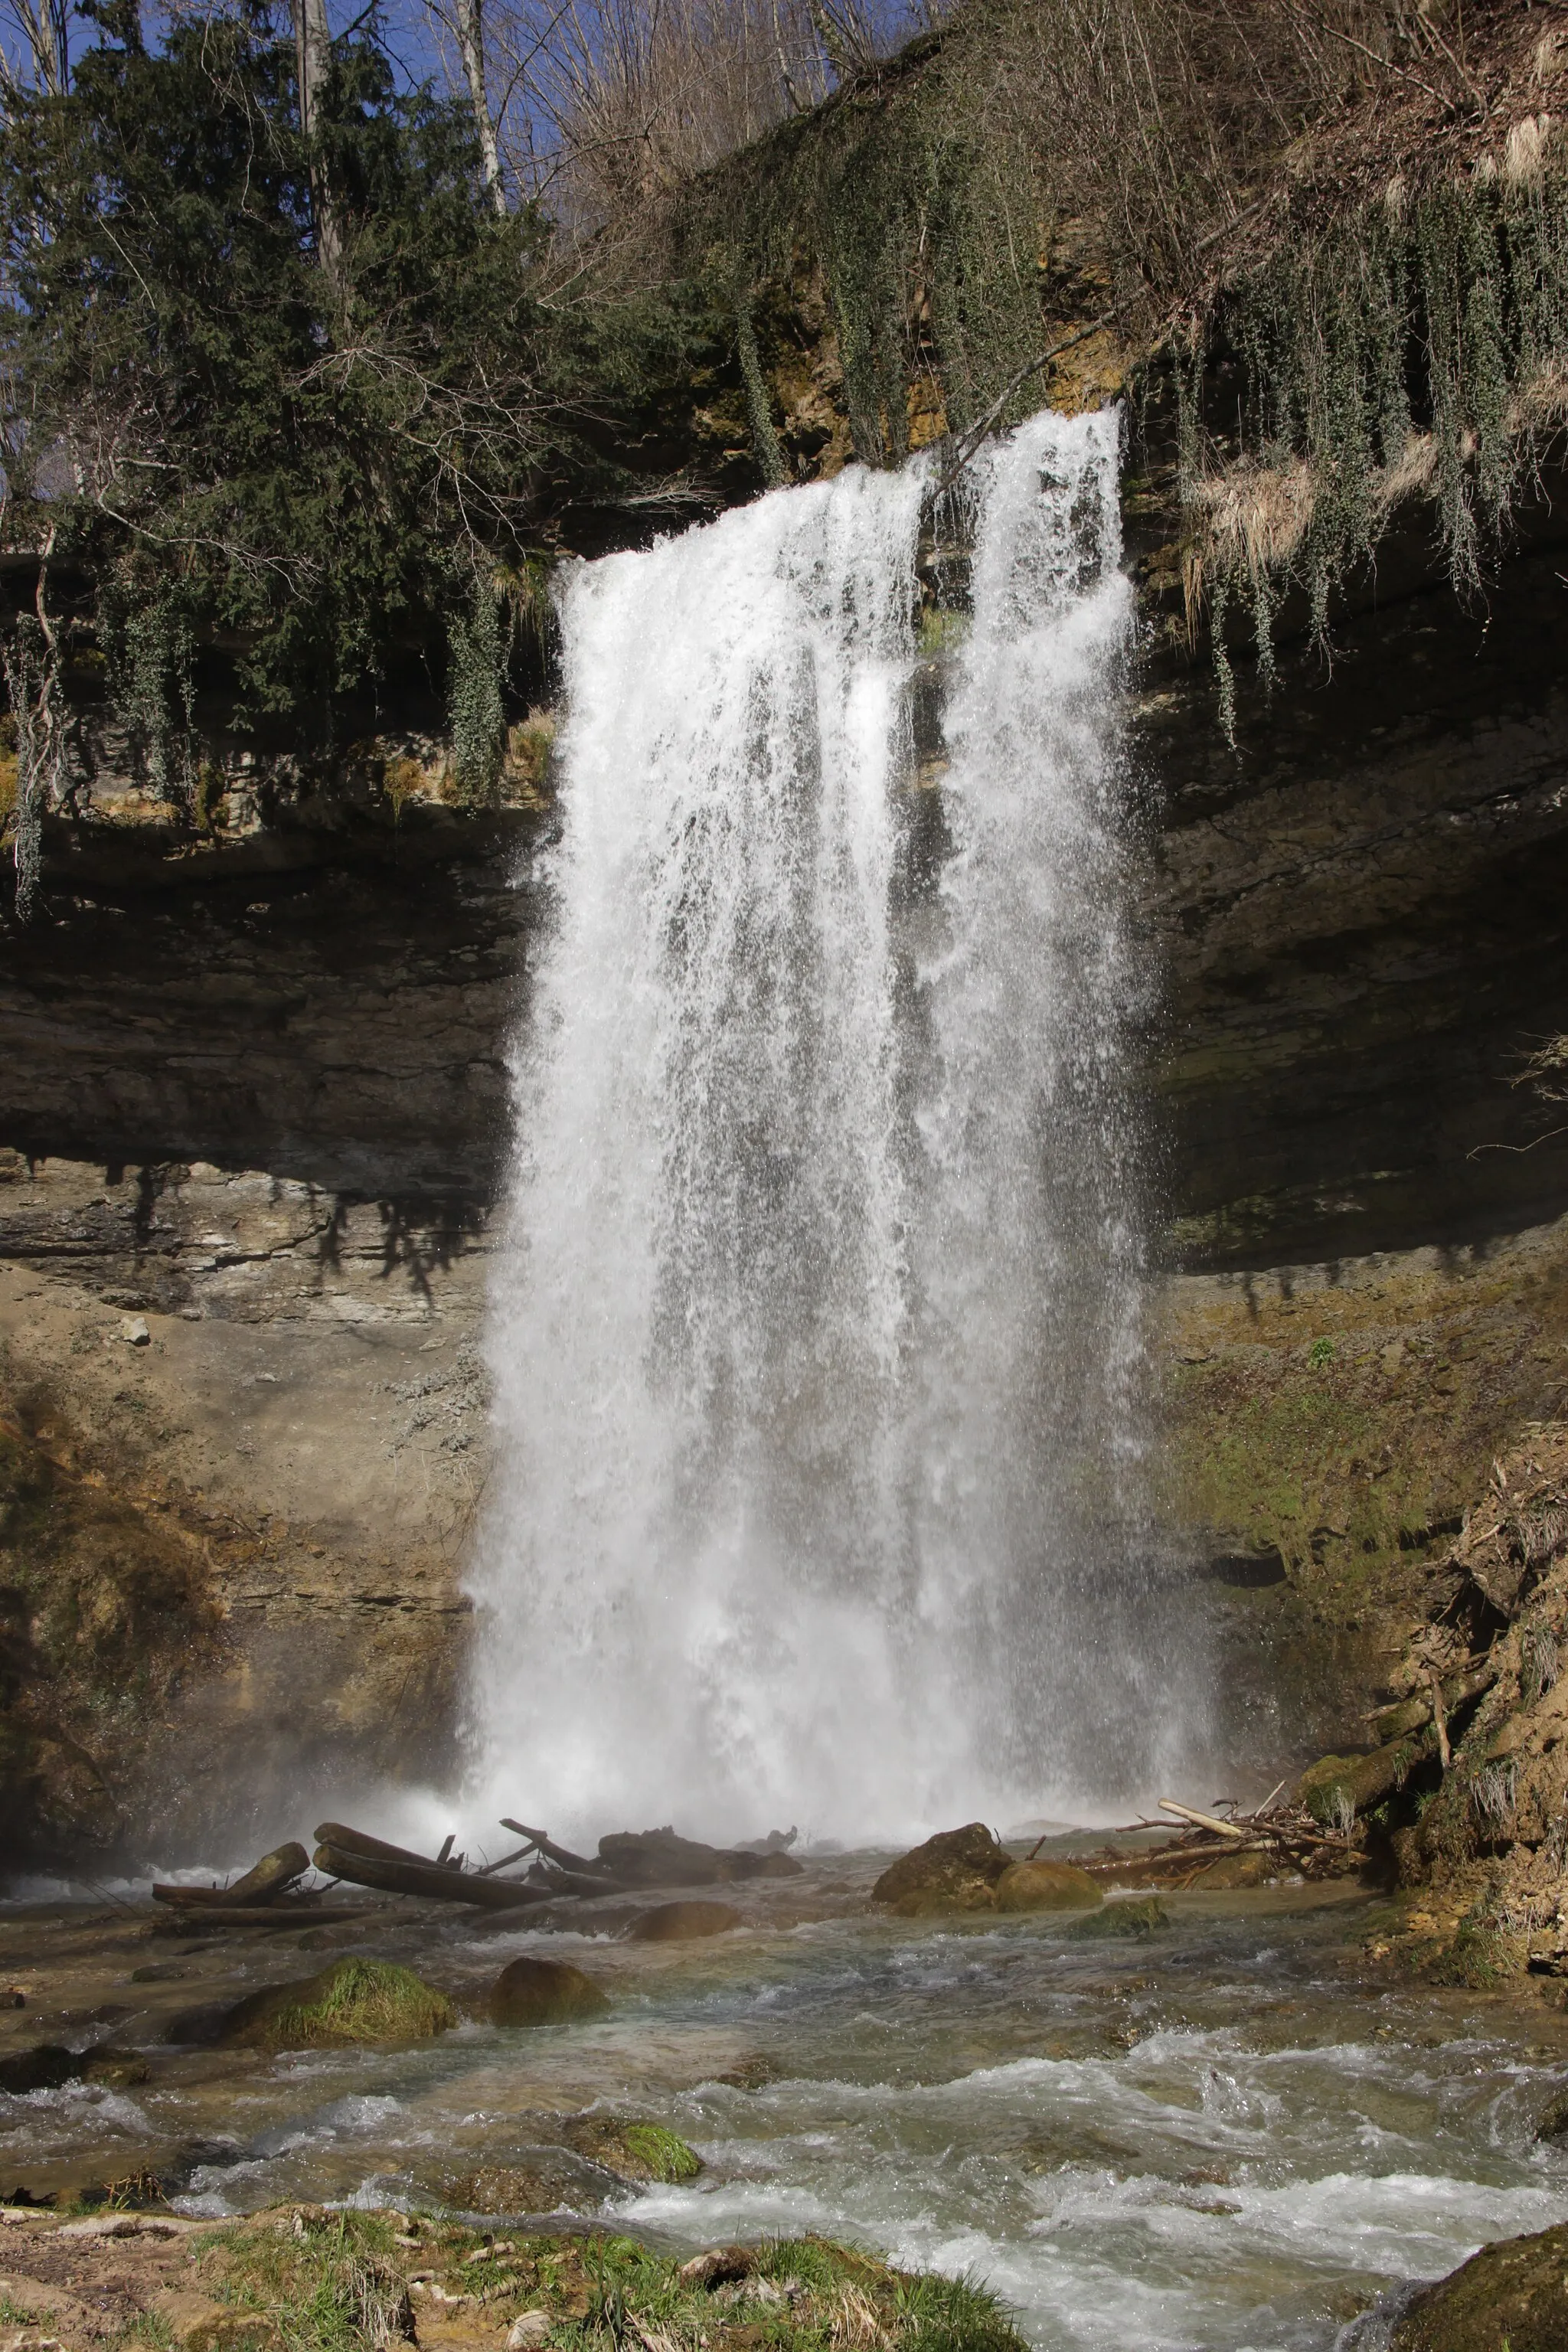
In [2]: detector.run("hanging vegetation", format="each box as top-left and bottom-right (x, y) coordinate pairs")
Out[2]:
(1184, 119), (1568, 729)
(446, 580), (510, 805)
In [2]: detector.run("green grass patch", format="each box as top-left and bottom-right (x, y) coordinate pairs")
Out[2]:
(202, 2210), (1028, 2352)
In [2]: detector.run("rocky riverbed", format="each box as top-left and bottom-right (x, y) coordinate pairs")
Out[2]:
(5, 1846), (1568, 2350)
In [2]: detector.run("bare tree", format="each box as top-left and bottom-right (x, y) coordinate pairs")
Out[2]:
(454, 0), (506, 211)
(292, 0), (343, 277)
(0, 0), (70, 98)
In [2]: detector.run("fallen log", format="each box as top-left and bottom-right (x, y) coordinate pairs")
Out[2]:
(1297, 1734), (1432, 1823)
(534, 1864), (639, 1899)
(499, 1821), (617, 1878)
(151, 1904), (377, 1932)
(315, 1821), (461, 1871)
(314, 1842), (549, 1909)
(152, 1840), (312, 1910)
(227, 1841), (311, 1902)
(1158, 1801), (1244, 1841)
(597, 1828), (803, 1886)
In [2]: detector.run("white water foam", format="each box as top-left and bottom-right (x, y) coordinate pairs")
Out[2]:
(469, 407), (1181, 1841)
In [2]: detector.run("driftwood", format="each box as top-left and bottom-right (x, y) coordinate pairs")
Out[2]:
(314, 1840), (548, 1909)
(315, 1821), (461, 1872)
(500, 1821), (618, 1878)
(1057, 1786), (1370, 1888)
(1158, 1801), (1244, 1841)
(498, 1819), (804, 1890)
(152, 1841), (311, 1909)
(152, 1904), (376, 1932)
(531, 1864), (639, 1899)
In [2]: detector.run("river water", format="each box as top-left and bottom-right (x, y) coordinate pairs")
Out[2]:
(5, 1868), (1568, 2352)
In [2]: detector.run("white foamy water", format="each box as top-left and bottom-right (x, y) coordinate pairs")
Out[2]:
(469, 408), (1181, 1841)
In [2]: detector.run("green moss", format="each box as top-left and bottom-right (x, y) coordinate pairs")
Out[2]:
(619, 2123), (702, 2183)
(225, 1958), (456, 2050)
(1428, 1919), (1523, 1990)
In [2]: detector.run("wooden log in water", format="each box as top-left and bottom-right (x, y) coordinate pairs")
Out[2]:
(152, 1839), (312, 1910)
(227, 1840), (311, 1902)
(1158, 1800), (1246, 1840)
(499, 1820), (615, 1877)
(315, 1821), (460, 1870)
(314, 1841), (549, 1909)
(151, 1904), (376, 1931)
(535, 1864), (639, 1899)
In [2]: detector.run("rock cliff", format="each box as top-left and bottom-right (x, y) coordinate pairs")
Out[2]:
(6, 442), (1568, 1865)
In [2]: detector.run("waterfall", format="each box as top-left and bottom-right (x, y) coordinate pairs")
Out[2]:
(469, 406), (1182, 1843)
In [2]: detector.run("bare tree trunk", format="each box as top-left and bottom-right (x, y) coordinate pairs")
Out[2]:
(455, 0), (505, 214)
(5, 534), (64, 926)
(0, 0), (70, 96)
(292, 0), (343, 280)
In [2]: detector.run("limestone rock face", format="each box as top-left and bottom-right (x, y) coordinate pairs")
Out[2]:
(871, 1824), (1011, 1915)
(488, 1955), (610, 2027)
(992, 1860), (1102, 1913)
(1390, 2220), (1568, 2351)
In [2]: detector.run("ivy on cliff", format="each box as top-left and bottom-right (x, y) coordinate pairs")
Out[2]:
(1184, 128), (1568, 730)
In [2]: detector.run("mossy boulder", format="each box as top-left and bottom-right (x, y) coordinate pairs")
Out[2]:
(447, 2164), (557, 2216)
(626, 1900), (740, 1942)
(0, 2042), (78, 2092)
(488, 1955), (610, 2027)
(1298, 1740), (1421, 1825)
(1391, 2220), (1568, 2350)
(570, 2118), (703, 2182)
(871, 1824), (1011, 1914)
(1067, 1896), (1168, 1941)
(220, 1958), (455, 2049)
(1191, 1850), (1275, 1890)
(993, 1860), (1101, 1913)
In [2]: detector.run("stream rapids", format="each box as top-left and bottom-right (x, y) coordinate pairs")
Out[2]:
(5, 1865), (1568, 2352)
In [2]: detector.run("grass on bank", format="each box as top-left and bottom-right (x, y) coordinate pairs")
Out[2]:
(204, 2209), (1028, 2352)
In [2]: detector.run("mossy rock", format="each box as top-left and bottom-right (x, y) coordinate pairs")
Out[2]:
(220, 1958), (455, 2049)
(994, 1860), (1101, 1913)
(1392, 2220), (1568, 2350)
(80, 2045), (152, 2087)
(872, 1823), (1010, 1913)
(0, 2043), (79, 2093)
(570, 2118), (703, 2183)
(1190, 1851), (1275, 1890)
(626, 1900), (740, 1942)
(1299, 1741), (1419, 1824)
(488, 1955), (610, 2027)
(1067, 1896), (1168, 1941)
(1535, 2086), (1568, 2142)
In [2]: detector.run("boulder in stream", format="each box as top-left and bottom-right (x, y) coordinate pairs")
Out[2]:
(626, 1901), (740, 1942)
(993, 1860), (1102, 1913)
(1067, 1896), (1168, 1941)
(488, 1955), (610, 2027)
(1390, 2218), (1568, 2350)
(871, 1824), (1012, 1914)
(219, 1957), (455, 2048)
(0, 2043), (78, 2093)
(598, 1828), (801, 1885)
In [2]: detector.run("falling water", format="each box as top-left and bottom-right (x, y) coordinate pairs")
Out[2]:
(469, 406), (1185, 1842)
